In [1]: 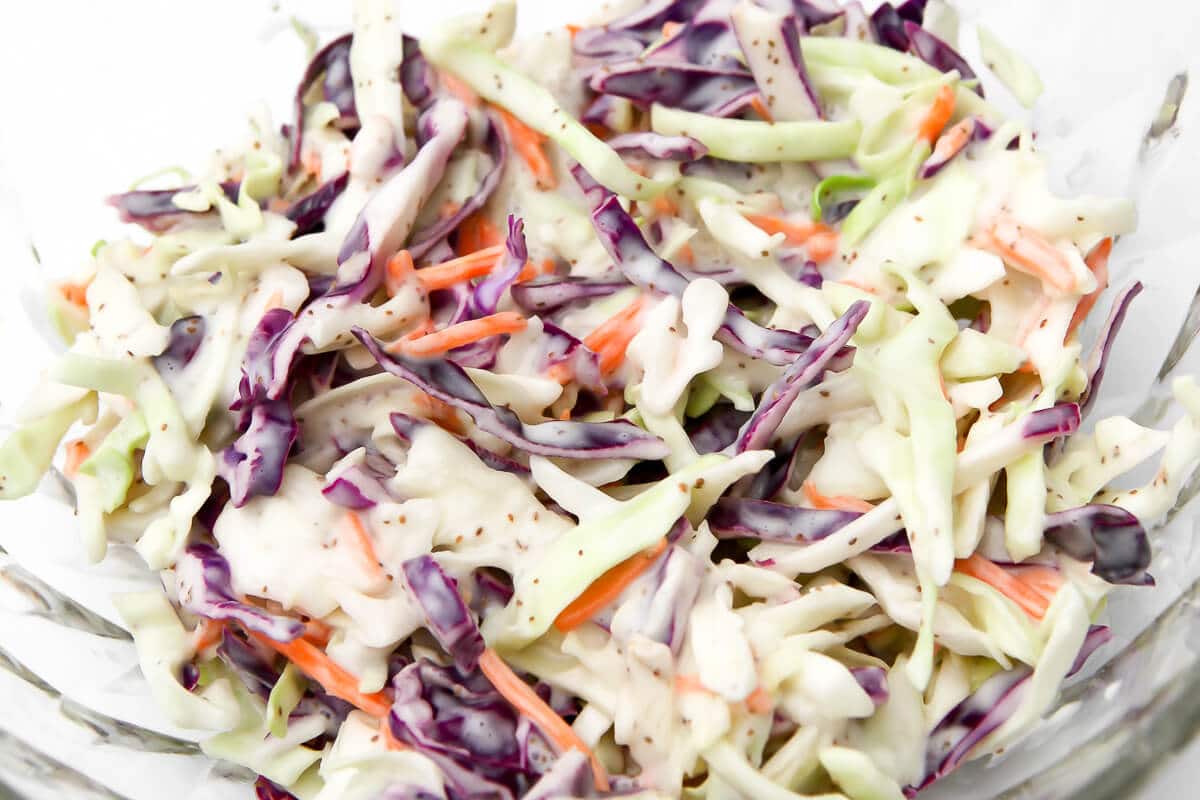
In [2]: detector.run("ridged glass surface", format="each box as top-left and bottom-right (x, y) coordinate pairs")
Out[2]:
(0, 1), (1196, 798)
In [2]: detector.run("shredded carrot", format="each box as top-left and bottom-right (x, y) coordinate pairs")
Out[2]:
(929, 118), (974, 164)
(954, 554), (1053, 620)
(674, 674), (712, 694)
(267, 197), (291, 214)
(440, 72), (480, 107)
(264, 289), (286, 311)
(584, 296), (649, 376)
(662, 21), (684, 38)
(806, 230), (840, 263)
(385, 249), (415, 297)
(840, 278), (880, 295)
(675, 241), (695, 266)
(191, 618), (225, 653)
(478, 648), (610, 791)
(302, 618), (334, 648)
(393, 312), (528, 358)
(744, 213), (831, 246)
(415, 245), (505, 291)
(1012, 565), (1064, 604)
(745, 686), (773, 715)
(440, 201), (462, 219)
(566, 23), (582, 40)
(1065, 238), (1113, 341)
(456, 214), (502, 255)
(345, 513), (387, 582)
(554, 538), (668, 633)
(63, 440), (91, 479)
(558, 407), (572, 421)
(749, 94), (775, 123)
(652, 193), (679, 217)
(59, 281), (91, 310)
(301, 149), (323, 178)
(380, 716), (408, 750)
(976, 216), (1075, 292)
(917, 84), (957, 144)
(517, 258), (557, 282)
(250, 631), (393, 718)
(413, 392), (467, 435)
(585, 122), (611, 140)
(802, 481), (875, 514)
(493, 106), (557, 190)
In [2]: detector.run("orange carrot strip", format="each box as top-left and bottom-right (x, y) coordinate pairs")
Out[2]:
(63, 440), (91, 479)
(675, 241), (695, 266)
(440, 201), (462, 219)
(413, 392), (467, 435)
(250, 631), (393, 717)
(744, 213), (830, 246)
(478, 649), (610, 791)
(749, 94), (774, 123)
(566, 24), (582, 40)
(415, 245), (505, 291)
(954, 554), (1051, 620)
(917, 84), (956, 144)
(554, 538), (668, 633)
(584, 296), (648, 376)
(929, 118), (974, 164)
(385, 250), (415, 298)
(652, 193), (679, 217)
(745, 686), (773, 715)
(394, 312), (528, 358)
(191, 618), (225, 653)
(977, 216), (1075, 292)
(440, 73), (480, 107)
(662, 21), (684, 38)
(493, 107), (557, 190)
(806, 230), (840, 263)
(674, 674), (712, 694)
(802, 481), (875, 513)
(1012, 565), (1064, 603)
(380, 716), (408, 750)
(59, 281), (91, 310)
(302, 150), (323, 178)
(1065, 238), (1113, 341)
(456, 214), (502, 255)
(345, 513), (387, 582)
(302, 618), (334, 648)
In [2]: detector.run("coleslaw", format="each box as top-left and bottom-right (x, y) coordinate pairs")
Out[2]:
(0, 1), (1188, 798)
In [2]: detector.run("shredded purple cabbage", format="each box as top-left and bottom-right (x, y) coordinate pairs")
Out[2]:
(401, 35), (435, 109)
(218, 399), (299, 507)
(403, 555), (485, 671)
(1080, 281), (1143, 416)
(510, 276), (628, 314)
(254, 776), (298, 800)
(1043, 504), (1152, 585)
(869, 3), (911, 51)
(688, 405), (752, 454)
(285, 173), (349, 236)
(154, 316), (206, 379)
(606, 132), (709, 161)
(107, 182), (239, 233)
(469, 216), (527, 317)
(731, 301), (869, 452)
(590, 62), (759, 116)
(905, 23), (981, 93)
(572, 0), (706, 61)
(356, 330), (668, 460)
(1068, 625), (1112, 677)
(176, 544), (305, 641)
(291, 34), (355, 169)
(390, 413), (532, 476)
(851, 666), (890, 706)
(708, 497), (862, 541)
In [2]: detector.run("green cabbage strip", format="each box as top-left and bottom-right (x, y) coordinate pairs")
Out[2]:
(0, 391), (97, 500)
(840, 167), (906, 247)
(486, 454), (726, 648)
(651, 104), (860, 163)
(267, 663), (307, 739)
(819, 745), (907, 800)
(420, 32), (666, 200)
(977, 26), (1044, 108)
(811, 174), (875, 221)
(78, 411), (149, 512)
(940, 329), (1025, 380)
(800, 37), (941, 86)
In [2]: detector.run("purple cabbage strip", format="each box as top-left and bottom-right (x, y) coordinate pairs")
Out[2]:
(107, 182), (239, 232)
(1067, 625), (1113, 677)
(1043, 505), (1152, 585)
(916, 666), (1032, 791)
(235, 308), (297, 410)
(606, 132), (708, 161)
(744, 436), (804, 500)
(469, 216), (527, 317)
(390, 413), (531, 477)
(590, 62), (759, 117)
(321, 476), (376, 510)
(869, 3), (910, 51)
(176, 544), (305, 641)
(1022, 402), (1082, 439)
(284, 172), (349, 236)
(321, 451), (395, 510)
(255, 776), (298, 800)
(905, 23), (981, 96)
(634, 544), (704, 654)
(895, 0), (927, 23)
(387, 660), (552, 799)
(572, 0), (706, 61)
(537, 320), (604, 393)
(290, 34), (355, 169)
(407, 113), (506, 260)
(376, 787), (440, 800)
(785, 0), (845, 29)
(402, 555), (485, 672)
(575, 165), (818, 365)
(356, 331), (669, 460)
(510, 276), (628, 314)
(474, 568), (516, 607)
(918, 117), (987, 179)
(523, 751), (595, 800)
(707, 497), (862, 542)
(581, 93), (630, 130)
(731, 301), (869, 452)
(217, 628), (282, 699)
(1079, 281), (1143, 416)
(154, 316), (206, 379)
(850, 666), (890, 706)
(733, 10), (822, 121)
(688, 405), (751, 454)
(218, 399), (299, 507)
(401, 35), (435, 109)
(647, 3), (746, 69)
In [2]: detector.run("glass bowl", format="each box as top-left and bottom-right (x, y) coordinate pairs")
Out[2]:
(0, 1), (1197, 798)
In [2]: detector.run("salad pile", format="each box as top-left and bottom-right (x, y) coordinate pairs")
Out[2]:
(1, 0), (1192, 798)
